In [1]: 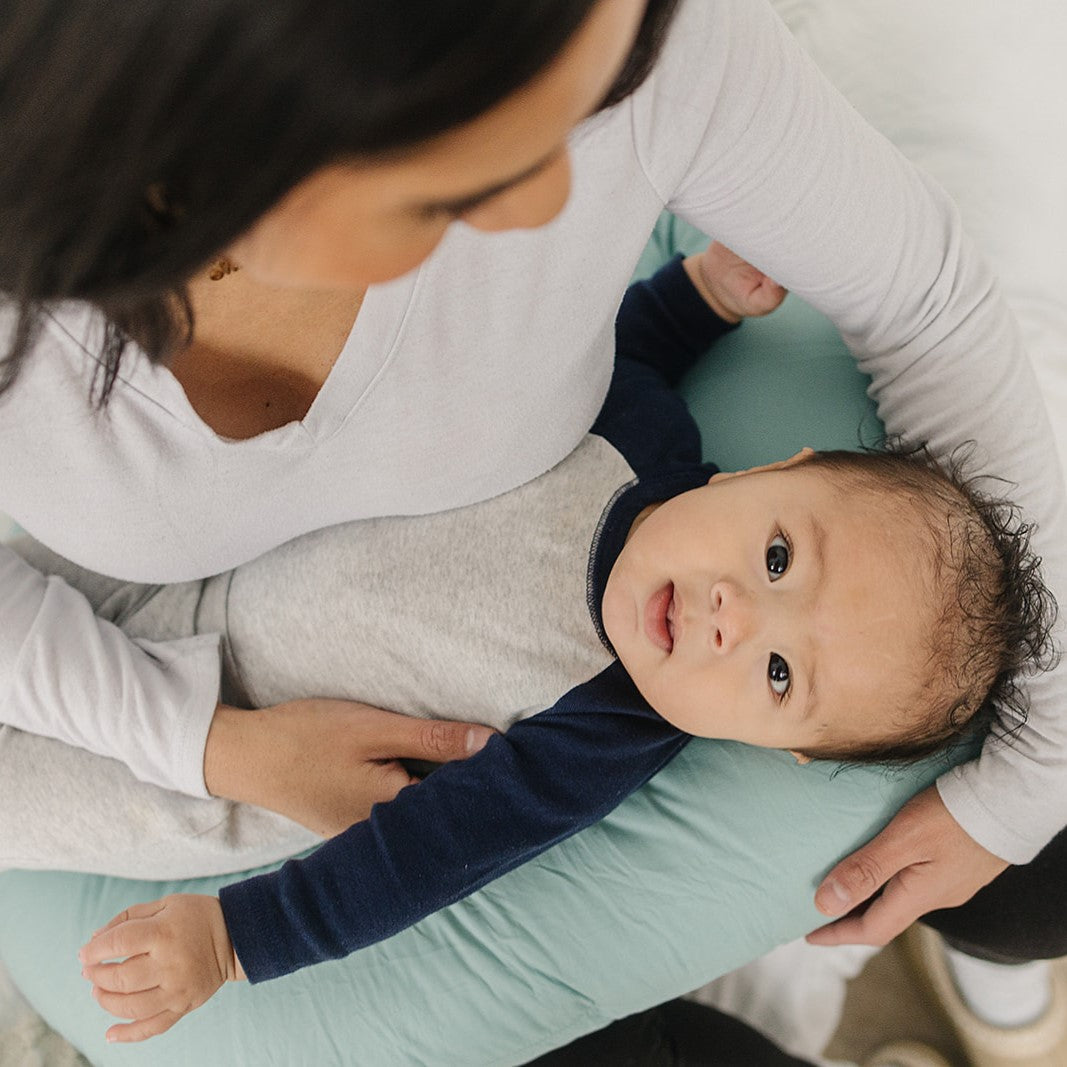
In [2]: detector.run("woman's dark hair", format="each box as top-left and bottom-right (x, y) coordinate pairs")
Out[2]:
(0, 0), (681, 400)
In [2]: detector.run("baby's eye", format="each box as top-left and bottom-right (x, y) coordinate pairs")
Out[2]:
(766, 534), (790, 581)
(768, 653), (791, 698)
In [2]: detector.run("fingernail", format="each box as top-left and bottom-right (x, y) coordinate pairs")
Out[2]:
(818, 878), (851, 914)
(465, 727), (492, 754)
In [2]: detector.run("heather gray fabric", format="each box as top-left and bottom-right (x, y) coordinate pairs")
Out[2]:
(0, 436), (628, 877)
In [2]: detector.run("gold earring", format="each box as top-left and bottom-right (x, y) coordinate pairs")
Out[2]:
(209, 258), (240, 281)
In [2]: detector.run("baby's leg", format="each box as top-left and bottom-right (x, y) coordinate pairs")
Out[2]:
(0, 536), (317, 877)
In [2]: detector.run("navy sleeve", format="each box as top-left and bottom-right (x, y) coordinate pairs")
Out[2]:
(590, 256), (739, 476)
(219, 661), (690, 983)
(616, 254), (740, 388)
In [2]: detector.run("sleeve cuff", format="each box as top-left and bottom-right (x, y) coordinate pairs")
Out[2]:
(132, 633), (222, 799)
(937, 766), (1055, 865)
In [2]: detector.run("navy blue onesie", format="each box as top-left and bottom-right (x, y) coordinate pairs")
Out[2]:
(220, 256), (739, 982)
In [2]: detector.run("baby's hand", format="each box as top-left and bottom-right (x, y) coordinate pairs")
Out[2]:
(683, 242), (787, 323)
(79, 894), (245, 1043)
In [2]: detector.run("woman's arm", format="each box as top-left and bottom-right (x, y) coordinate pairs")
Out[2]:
(639, 0), (1067, 917)
(0, 540), (220, 796)
(0, 537), (492, 873)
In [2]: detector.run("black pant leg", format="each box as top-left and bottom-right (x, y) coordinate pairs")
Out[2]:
(922, 823), (1067, 963)
(521, 999), (816, 1067)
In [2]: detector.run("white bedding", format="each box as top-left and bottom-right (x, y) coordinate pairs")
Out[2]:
(2, 1), (1064, 1060)
(0, 964), (87, 1066)
(772, 0), (1067, 467)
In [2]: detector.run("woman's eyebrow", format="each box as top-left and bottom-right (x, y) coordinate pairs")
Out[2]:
(413, 150), (560, 216)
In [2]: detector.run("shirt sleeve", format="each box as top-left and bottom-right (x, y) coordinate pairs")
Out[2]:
(592, 254), (738, 477)
(616, 254), (739, 388)
(632, 0), (1067, 861)
(219, 661), (690, 982)
(0, 542), (221, 797)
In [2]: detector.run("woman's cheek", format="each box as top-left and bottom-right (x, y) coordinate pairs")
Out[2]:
(310, 220), (450, 287)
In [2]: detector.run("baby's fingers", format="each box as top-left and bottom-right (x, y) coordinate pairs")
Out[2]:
(91, 984), (171, 1022)
(79, 903), (164, 965)
(90, 899), (166, 938)
(104, 1009), (184, 1044)
(83, 954), (158, 995)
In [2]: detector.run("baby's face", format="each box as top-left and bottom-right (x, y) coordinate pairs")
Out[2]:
(601, 456), (931, 755)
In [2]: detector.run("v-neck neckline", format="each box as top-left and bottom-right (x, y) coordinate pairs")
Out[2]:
(115, 266), (422, 448)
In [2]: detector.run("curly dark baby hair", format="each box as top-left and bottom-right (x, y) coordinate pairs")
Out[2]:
(796, 445), (1059, 765)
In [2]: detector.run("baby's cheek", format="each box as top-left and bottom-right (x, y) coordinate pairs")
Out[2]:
(649, 672), (705, 735)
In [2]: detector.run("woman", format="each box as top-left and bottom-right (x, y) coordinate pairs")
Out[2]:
(1, 0), (1064, 1062)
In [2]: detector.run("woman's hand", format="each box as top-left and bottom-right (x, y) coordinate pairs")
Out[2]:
(79, 895), (242, 1043)
(805, 785), (1009, 947)
(683, 242), (787, 323)
(204, 699), (495, 837)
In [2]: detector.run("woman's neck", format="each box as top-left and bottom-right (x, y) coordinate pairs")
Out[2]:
(166, 271), (365, 438)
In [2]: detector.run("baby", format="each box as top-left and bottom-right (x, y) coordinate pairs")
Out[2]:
(74, 247), (1054, 1042)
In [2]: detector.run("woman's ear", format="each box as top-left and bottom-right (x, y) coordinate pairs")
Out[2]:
(708, 446), (815, 485)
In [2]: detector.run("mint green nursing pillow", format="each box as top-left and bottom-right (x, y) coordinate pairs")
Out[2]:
(0, 216), (955, 1067)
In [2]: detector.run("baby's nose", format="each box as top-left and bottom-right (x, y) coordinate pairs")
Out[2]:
(710, 581), (755, 653)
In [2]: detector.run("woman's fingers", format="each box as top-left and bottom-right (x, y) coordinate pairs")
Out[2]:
(358, 705), (495, 763)
(806, 786), (1008, 947)
(207, 699), (498, 834)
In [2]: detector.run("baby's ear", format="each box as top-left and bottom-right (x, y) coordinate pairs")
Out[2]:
(788, 750), (812, 765)
(708, 447), (815, 485)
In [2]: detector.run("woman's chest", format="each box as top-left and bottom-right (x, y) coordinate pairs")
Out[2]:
(2, 140), (665, 581)
(167, 281), (363, 439)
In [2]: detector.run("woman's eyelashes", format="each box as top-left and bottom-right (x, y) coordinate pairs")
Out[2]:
(766, 531), (791, 581)
(768, 652), (791, 699)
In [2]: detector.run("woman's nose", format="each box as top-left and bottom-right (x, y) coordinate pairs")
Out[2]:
(463, 151), (572, 233)
(710, 581), (756, 653)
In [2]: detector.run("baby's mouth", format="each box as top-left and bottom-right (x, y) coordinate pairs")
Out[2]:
(644, 582), (675, 653)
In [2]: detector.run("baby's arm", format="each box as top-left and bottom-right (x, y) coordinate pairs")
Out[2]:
(80, 663), (690, 1041)
(615, 245), (784, 388)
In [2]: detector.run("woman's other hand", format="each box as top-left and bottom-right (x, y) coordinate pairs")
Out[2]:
(683, 242), (787, 324)
(204, 700), (495, 837)
(805, 785), (1009, 947)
